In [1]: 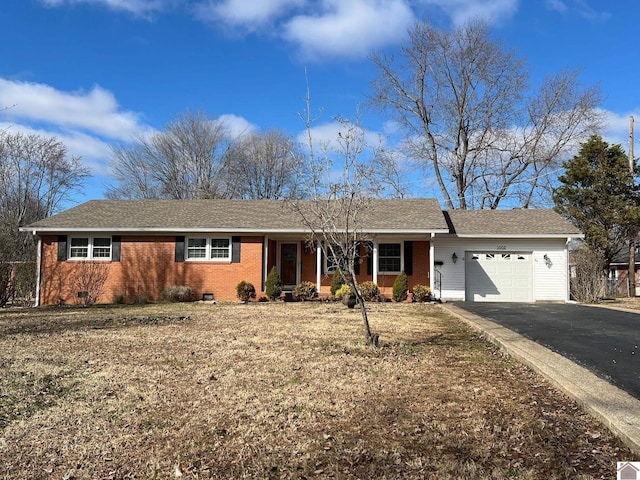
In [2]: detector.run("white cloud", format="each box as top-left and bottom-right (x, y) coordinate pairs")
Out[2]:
(218, 113), (258, 138)
(0, 79), (147, 141)
(544, 0), (610, 22)
(284, 0), (414, 59)
(419, 0), (519, 26)
(0, 121), (113, 175)
(40, 0), (173, 16)
(545, 0), (568, 13)
(0, 79), (152, 178)
(296, 120), (382, 152)
(602, 110), (639, 152)
(194, 0), (305, 28)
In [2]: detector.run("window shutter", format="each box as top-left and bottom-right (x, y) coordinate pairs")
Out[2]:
(354, 242), (361, 275)
(175, 236), (185, 262)
(232, 236), (241, 263)
(366, 241), (373, 276)
(112, 236), (121, 262)
(404, 241), (413, 276)
(57, 235), (68, 261)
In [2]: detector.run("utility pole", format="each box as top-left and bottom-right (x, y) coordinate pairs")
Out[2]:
(629, 116), (636, 297)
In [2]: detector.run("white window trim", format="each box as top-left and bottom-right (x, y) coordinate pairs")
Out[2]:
(186, 236), (232, 262)
(377, 241), (403, 275)
(69, 236), (112, 261)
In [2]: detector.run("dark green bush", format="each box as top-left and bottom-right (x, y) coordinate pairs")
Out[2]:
(392, 271), (409, 302)
(359, 281), (380, 301)
(265, 266), (282, 300)
(293, 281), (317, 301)
(412, 284), (431, 302)
(330, 269), (345, 297)
(236, 280), (256, 303)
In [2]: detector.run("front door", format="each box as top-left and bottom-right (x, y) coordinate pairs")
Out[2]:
(280, 243), (298, 286)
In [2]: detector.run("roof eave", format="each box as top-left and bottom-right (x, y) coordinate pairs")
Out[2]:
(442, 233), (584, 239)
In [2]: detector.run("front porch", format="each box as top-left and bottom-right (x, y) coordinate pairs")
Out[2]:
(262, 236), (434, 298)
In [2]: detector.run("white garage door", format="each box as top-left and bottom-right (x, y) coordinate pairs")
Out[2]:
(465, 252), (533, 302)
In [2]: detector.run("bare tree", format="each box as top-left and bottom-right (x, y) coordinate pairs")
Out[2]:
(0, 131), (88, 303)
(71, 261), (110, 306)
(226, 129), (305, 199)
(370, 19), (602, 209)
(288, 83), (384, 346)
(570, 245), (606, 303)
(0, 132), (88, 258)
(106, 110), (233, 199)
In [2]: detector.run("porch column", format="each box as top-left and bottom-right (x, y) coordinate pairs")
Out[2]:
(429, 233), (435, 297)
(372, 240), (378, 285)
(263, 236), (269, 291)
(316, 240), (322, 293)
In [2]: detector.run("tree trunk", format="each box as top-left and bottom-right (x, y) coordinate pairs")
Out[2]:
(349, 275), (378, 347)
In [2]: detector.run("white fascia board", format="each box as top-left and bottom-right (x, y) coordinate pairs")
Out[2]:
(24, 227), (451, 235)
(441, 233), (584, 239)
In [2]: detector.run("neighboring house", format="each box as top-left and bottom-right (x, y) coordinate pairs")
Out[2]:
(608, 250), (640, 297)
(21, 199), (582, 305)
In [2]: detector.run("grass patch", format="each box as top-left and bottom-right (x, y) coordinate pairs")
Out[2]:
(0, 302), (631, 479)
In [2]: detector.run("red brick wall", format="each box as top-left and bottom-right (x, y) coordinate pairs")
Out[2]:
(39, 235), (265, 304)
(38, 236), (431, 305)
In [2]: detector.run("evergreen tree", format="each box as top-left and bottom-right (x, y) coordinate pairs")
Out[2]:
(554, 135), (640, 269)
(265, 267), (282, 301)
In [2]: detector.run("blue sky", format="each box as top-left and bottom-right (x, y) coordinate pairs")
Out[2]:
(0, 0), (637, 205)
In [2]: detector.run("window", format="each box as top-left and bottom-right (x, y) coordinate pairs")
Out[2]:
(69, 237), (111, 260)
(187, 238), (207, 259)
(210, 238), (230, 259)
(186, 237), (231, 261)
(92, 238), (112, 258)
(379, 243), (401, 273)
(324, 244), (342, 272)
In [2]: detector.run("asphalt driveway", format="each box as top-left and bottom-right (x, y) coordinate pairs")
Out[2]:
(453, 303), (640, 399)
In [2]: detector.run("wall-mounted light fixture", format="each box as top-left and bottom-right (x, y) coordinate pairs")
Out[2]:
(452, 252), (458, 264)
(543, 253), (552, 268)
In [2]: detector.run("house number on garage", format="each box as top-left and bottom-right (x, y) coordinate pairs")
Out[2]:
(496, 245), (507, 250)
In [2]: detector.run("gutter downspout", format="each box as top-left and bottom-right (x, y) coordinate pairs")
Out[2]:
(34, 232), (42, 307)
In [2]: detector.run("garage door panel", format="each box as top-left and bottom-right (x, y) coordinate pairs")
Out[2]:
(465, 252), (532, 302)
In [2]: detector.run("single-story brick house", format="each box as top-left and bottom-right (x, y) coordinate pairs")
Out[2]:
(21, 198), (582, 305)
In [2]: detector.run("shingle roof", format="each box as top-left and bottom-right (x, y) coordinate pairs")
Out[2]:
(24, 198), (450, 234)
(443, 209), (582, 237)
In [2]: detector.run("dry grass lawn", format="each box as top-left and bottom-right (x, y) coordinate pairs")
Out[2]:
(0, 302), (632, 479)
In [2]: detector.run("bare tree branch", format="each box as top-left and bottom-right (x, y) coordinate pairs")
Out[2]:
(370, 19), (602, 209)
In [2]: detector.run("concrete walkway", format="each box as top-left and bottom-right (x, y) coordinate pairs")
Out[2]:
(442, 303), (640, 456)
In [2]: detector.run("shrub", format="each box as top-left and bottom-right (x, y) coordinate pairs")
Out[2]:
(293, 281), (317, 301)
(13, 261), (36, 305)
(236, 280), (256, 303)
(131, 294), (150, 305)
(334, 284), (353, 301)
(161, 285), (197, 303)
(330, 269), (345, 296)
(392, 271), (409, 302)
(359, 281), (380, 301)
(113, 294), (126, 304)
(412, 284), (432, 303)
(265, 266), (283, 300)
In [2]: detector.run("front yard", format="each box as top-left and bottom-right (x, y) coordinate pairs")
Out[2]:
(0, 302), (631, 479)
